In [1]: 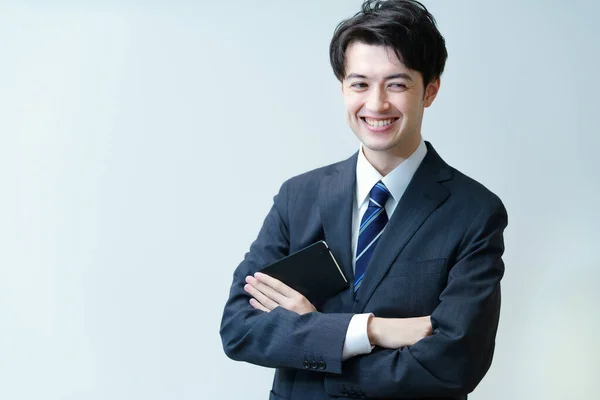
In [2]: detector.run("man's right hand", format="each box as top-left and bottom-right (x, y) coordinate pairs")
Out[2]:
(367, 316), (433, 349)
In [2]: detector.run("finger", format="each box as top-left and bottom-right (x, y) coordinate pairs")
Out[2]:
(249, 298), (270, 313)
(254, 272), (298, 298)
(244, 283), (279, 310)
(246, 275), (288, 304)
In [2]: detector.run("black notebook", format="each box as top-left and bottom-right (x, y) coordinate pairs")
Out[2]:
(260, 241), (349, 307)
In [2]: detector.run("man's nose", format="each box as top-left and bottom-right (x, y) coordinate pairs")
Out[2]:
(365, 87), (391, 113)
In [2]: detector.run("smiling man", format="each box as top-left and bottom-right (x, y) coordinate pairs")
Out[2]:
(220, 1), (508, 399)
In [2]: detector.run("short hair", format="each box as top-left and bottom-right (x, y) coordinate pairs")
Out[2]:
(329, 0), (448, 87)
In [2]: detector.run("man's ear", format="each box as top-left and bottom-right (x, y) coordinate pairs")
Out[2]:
(424, 78), (441, 108)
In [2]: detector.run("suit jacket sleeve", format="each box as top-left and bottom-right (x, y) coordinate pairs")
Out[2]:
(324, 197), (508, 398)
(220, 180), (354, 374)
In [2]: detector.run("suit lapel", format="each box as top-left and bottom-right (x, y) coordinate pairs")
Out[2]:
(319, 153), (358, 306)
(353, 143), (452, 313)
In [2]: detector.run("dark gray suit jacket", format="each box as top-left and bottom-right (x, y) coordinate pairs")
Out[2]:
(220, 142), (508, 399)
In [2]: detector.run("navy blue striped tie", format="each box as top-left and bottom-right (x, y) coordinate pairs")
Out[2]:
(354, 181), (390, 292)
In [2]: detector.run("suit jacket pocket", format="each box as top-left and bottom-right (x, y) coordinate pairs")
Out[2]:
(385, 258), (447, 278)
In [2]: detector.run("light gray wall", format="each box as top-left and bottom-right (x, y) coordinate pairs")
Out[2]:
(1, 1), (599, 399)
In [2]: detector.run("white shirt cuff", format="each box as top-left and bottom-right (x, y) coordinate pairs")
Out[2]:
(341, 313), (374, 361)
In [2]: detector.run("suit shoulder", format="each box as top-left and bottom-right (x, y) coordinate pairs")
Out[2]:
(446, 166), (506, 213)
(281, 156), (354, 191)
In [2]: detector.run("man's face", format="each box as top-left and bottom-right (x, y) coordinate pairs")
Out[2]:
(342, 42), (439, 160)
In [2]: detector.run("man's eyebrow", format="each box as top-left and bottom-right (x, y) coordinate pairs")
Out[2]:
(345, 72), (413, 81)
(346, 73), (368, 80)
(385, 73), (413, 81)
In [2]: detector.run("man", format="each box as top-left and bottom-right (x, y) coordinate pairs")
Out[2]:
(220, 1), (508, 399)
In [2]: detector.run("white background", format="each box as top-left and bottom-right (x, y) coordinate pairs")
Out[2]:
(1, 0), (599, 399)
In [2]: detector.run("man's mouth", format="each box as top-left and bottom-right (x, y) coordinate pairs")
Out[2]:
(360, 117), (399, 127)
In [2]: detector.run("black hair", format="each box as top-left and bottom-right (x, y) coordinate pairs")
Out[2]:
(329, 0), (448, 87)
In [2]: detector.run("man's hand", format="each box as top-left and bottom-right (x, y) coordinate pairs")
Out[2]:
(368, 316), (433, 349)
(244, 272), (316, 315)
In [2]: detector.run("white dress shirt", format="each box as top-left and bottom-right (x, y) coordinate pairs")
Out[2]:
(341, 139), (428, 360)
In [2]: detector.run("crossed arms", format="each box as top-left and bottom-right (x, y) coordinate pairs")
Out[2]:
(220, 181), (508, 398)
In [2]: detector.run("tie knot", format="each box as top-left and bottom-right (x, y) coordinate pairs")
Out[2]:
(369, 181), (390, 208)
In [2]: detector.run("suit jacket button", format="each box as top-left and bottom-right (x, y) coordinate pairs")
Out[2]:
(318, 361), (326, 370)
(303, 360), (310, 369)
(310, 361), (318, 369)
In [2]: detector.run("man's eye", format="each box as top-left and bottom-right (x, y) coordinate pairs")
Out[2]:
(351, 82), (368, 89)
(389, 83), (406, 89)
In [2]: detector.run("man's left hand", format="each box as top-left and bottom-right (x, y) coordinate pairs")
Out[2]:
(244, 272), (316, 315)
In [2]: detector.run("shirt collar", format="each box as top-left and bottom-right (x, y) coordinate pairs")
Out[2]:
(355, 139), (428, 207)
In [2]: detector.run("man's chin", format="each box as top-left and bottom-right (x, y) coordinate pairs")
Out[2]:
(360, 138), (397, 153)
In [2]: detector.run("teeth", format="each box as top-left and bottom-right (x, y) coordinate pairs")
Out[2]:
(365, 118), (395, 127)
